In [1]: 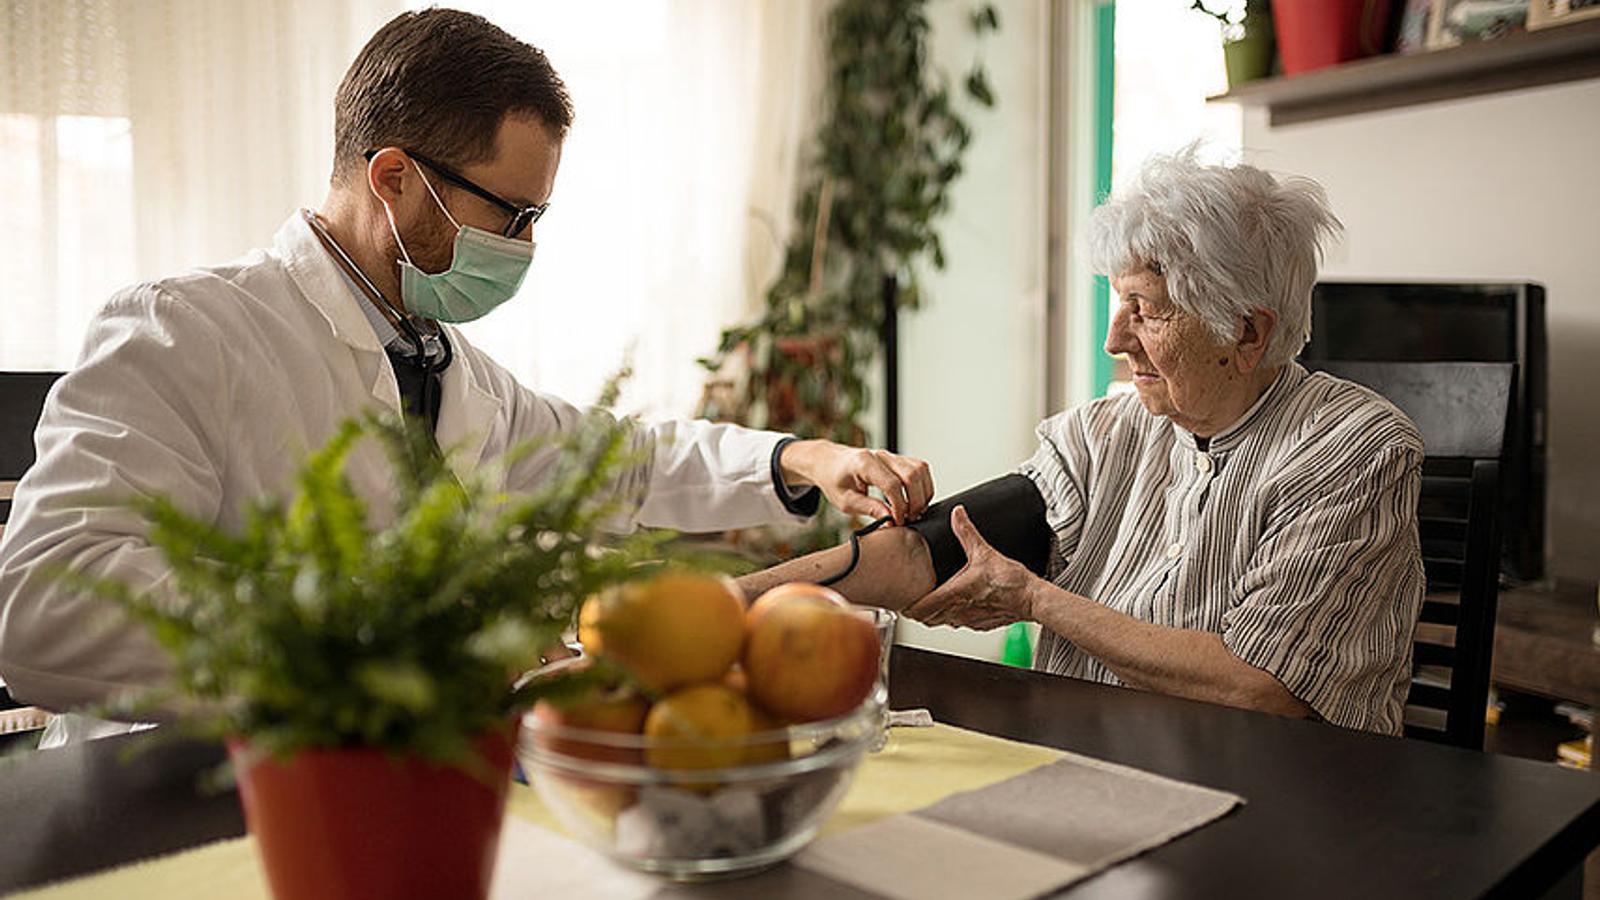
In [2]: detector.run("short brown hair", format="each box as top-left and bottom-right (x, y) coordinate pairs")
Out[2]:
(332, 9), (573, 182)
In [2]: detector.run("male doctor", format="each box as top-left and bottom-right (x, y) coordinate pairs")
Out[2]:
(0, 8), (933, 744)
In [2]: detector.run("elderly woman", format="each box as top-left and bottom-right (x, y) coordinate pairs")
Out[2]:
(740, 150), (1425, 735)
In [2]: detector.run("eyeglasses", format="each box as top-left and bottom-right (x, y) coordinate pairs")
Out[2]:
(364, 148), (548, 238)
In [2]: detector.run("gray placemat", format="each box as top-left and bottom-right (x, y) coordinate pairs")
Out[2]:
(794, 750), (1243, 900)
(917, 753), (1244, 868)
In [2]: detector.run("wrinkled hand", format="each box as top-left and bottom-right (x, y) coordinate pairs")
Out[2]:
(779, 439), (933, 524)
(903, 506), (1039, 630)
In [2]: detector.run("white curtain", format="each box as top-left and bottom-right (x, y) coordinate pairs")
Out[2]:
(435, 0), (830, 416)
(3, 0), (830, 421)
(119, 0), (408, 279)
(2, 0), (136, 368)
(1, 0), (403, 369)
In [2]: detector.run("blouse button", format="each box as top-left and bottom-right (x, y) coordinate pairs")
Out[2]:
(1166, 542), (1183, 560)
(1195, 454), (1213, 475)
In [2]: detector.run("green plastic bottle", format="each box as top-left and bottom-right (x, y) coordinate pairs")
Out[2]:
(1001, 622), (1033, 668)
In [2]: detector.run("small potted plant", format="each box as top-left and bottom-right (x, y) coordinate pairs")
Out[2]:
(1194, 0), (1276, 88)
(78, 379), (694, 900)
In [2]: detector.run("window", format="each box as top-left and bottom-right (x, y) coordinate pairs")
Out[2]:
(1113, 4), (1242, 191)
(415, 1), (785, 417)
(4, 1), (780, 421)
(0, 114), (136, 369)
(1102, 3), (1243, 392)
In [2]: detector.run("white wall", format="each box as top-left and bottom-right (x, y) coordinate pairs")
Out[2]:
(1242, 77), (1600, 582)
(895, 0), (1049, 659)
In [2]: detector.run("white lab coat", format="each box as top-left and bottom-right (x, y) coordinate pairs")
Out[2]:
(0, 212), (806, 731)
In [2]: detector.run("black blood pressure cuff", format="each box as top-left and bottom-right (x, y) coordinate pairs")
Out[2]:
(906, 473), (1053, 584)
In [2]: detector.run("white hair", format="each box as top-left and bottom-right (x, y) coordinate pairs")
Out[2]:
(1085, 146), (1343, 367)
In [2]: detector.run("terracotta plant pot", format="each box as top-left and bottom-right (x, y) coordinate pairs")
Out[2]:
(1272, 0), (1393, 75)
(228, 731), (515, 900)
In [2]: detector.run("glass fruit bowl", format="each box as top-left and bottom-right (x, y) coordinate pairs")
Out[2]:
(517, 689), (884, 880)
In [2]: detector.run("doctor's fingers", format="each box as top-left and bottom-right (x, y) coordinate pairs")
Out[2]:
(834, 484), (894, 521)
(854, 452), (911, 524)
(875, 450), (933, 518)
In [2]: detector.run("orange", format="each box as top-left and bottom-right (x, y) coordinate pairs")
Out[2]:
(578, 571), (745, 694)
(642, 683), (755, 773)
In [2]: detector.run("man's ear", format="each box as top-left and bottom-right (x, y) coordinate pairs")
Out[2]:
(365, 147), (412, 206)
(1235, 307), (1277, 374)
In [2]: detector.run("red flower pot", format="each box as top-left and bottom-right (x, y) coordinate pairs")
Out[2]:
(1272, 0), (1394, 75)
(228, 731), (515, 900)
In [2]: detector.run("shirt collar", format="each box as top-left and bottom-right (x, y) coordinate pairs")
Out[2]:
(282, 208), (441, 361)
(1173, 362), (1307, 454)
(275, 211), (384, 353)
(335, 266), (442, 361)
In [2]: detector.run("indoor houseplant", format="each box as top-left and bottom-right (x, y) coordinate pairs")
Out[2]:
(1194, 0), (1276, 88)
(697, 0), (999, 557)
(77, 380), (696, 900)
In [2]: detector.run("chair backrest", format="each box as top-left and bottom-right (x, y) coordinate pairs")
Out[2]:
(0, 372), (65, 739)
(0, 371), (64, 528)
(1305, 361), (1512, 750)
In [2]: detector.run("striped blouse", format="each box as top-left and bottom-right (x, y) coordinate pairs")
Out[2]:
(1018, 363), (1425, 735)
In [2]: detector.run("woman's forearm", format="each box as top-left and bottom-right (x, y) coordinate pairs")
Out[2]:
(1025, 580), (1311, 718)
(736, 526), (936, 610)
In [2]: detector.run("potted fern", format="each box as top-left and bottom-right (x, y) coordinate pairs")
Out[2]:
(79, 383), (692, 900)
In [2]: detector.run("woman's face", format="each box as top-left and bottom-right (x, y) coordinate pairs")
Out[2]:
(1105, 269), (1246, 436)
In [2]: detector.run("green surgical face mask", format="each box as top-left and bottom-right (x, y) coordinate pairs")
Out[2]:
(381, 167), (535, 323)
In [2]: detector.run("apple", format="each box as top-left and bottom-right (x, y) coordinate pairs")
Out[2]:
(527, 687), (649, 821)
(529, 686), (648, 765)
(742, 583), (880, 723)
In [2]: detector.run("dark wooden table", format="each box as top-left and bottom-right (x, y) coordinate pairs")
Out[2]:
(1488, 579), (1600, 899)
(891, 647), (1600, 899)
(1, 647), (1598, 898)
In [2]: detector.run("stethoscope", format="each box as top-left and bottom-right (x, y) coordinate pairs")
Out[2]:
(302, 209), (454, 418)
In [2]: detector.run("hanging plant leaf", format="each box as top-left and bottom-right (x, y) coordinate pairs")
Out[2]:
(972, 4), (1001, 33)
(965, 67), (995, 107)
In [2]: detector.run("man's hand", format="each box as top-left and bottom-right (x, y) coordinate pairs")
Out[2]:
(903, 506), (1039, 630)
(778, 439), (933, 524)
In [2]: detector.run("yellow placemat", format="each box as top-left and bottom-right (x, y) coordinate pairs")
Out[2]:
(14, 837), (269, 900)
(822, 723), (1062, 835)
(14, 724), (1060, 899)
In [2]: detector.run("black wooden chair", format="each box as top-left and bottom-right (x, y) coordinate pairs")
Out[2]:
(1304, 361), (1512, 750)
(0, 370), (62, 541)
(0, 371), (65, 748)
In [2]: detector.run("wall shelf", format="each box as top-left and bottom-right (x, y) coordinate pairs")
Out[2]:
(1209, 19), (1600, 126)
